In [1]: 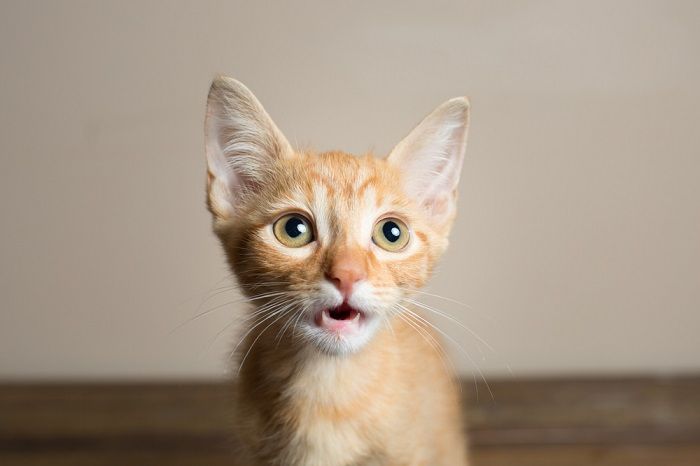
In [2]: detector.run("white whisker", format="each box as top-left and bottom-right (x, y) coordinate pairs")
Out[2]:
(238, 304), (298, 374)
(228, 299), (294, 360)
(391, 307), (457, 380)
(401, 297), (494, 353)
(397, 303), (494, 401)
(170, 291), (288, 334)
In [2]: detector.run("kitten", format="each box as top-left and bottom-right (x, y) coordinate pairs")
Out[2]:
(204, 76), (470, 466)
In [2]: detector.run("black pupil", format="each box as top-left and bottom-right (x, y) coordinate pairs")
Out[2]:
(285, 217), (306, 238)
(382, 221), (401, 243)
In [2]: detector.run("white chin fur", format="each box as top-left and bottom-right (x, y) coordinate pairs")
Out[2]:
(299, 315), (383, 355)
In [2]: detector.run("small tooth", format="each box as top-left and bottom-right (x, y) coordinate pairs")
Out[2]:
(351, 312), (361, 322)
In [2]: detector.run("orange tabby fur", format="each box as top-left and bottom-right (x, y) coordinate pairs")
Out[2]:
(204, 76), (470, 465)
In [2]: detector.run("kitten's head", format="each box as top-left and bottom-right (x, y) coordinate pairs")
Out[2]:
(204, 76), (469, 355)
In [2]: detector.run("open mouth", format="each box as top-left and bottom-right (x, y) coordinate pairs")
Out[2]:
(328, 304), (360, 321)
(314, 303), (365, 333)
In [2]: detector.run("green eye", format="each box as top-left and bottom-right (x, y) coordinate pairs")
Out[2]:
(273, 214), (314, 248)
(372, 218), (410, 251)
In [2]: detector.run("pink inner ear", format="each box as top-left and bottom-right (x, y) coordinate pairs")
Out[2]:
(204, 76), (294, 218)
(387, 98), (469, 220)
(425, 191), (453, 221)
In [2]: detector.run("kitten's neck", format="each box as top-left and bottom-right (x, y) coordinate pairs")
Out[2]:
(237, 316), (401, 405)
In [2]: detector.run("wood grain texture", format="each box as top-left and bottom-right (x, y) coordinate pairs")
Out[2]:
(1, 377), (699, 465)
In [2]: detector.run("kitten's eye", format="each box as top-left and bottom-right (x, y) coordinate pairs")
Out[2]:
(372, 218), (410, 252)
(273, 214), (314, 248)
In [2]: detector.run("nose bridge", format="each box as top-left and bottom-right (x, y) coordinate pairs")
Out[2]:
(332, 245), (366, 278)
(321, 188), (370, 296)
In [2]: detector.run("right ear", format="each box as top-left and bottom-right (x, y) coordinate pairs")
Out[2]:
(204, 76), (293, 220)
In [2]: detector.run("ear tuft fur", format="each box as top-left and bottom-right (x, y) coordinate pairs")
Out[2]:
(205, 76), (292, 219)
(388, 97), (470, 227)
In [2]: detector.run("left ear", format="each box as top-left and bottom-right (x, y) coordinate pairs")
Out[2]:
(388, 97), (470, 229)
(204, 76), (293, 221)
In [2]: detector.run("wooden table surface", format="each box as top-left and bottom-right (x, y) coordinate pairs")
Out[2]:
(1, 376), (699, 465)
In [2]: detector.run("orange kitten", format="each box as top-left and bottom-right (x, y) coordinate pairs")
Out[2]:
(204, 76), (470, 465)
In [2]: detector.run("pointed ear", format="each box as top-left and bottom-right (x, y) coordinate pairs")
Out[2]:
(204, 76), (293, 220)
(387, 97), (470, 229)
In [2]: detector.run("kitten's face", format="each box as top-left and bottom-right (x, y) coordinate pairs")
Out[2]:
(205, 77), (469, 355)
(220, 151), (446, 354)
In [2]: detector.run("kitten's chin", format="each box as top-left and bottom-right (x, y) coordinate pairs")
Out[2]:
(300, 304), (382, 356)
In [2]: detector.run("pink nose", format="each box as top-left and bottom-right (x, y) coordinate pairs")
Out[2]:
(326, 259), (367, 298)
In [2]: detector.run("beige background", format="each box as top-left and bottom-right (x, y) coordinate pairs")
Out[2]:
(1, 1), (698, 380)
